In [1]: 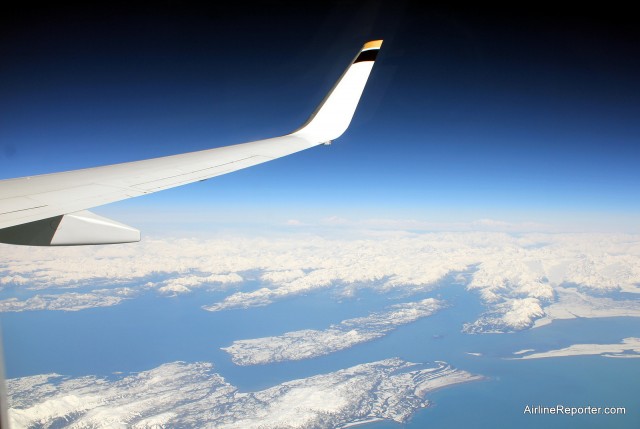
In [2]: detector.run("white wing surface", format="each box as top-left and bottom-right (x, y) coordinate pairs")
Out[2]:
(0, 40), (383, 246)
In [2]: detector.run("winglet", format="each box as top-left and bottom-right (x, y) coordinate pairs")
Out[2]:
(291, 40), (383, 143)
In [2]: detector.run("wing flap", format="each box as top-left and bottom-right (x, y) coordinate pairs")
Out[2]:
(0, 210), (140, 246)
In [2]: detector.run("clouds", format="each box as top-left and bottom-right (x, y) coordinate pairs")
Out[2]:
(8, 359), (481, 428)
(1, 231), (639, 332)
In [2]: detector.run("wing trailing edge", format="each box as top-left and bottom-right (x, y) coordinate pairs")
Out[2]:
(0, 210), (140, 246)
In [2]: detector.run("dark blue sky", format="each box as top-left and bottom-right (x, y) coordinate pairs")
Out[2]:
(1, 2), (639, 232)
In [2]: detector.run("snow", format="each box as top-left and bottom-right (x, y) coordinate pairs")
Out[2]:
(511, 337), (640, 359)
(222, 299), (443, 365)
(1, 232), (638, 332)
(7, 359), (482, 429)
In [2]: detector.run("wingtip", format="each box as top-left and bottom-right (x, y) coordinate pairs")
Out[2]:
(291, 39), (383, 142)
(354, 40), (382, 63)
(362, 40), (383, 50)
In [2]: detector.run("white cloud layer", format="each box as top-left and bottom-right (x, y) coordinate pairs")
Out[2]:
(1, 232), (639, 332)
(222, 298), (443, 365)
(8, 359), (481, 429)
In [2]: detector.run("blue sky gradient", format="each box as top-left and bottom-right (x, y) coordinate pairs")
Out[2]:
(1, 3), (639, 232)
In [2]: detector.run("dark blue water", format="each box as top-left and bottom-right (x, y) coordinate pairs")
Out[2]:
(2, 276), (639, 428)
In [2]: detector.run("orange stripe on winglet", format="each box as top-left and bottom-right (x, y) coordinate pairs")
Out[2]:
(363, 40), (383, 50)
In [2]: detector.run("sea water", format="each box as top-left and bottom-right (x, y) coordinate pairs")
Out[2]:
(2, 275), (639, 428)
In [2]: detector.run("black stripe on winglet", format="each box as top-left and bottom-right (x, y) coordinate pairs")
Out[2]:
(354, 49), (379, 63)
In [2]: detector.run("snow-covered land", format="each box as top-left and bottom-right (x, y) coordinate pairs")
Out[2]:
(511, 337), (640, 359)
(8, 359), (482, 429)
(222, 298), (443, 365)
(533, 287), (640, 328)
(2, 232), (639, 332)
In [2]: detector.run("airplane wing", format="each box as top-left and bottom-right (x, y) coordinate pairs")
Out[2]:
(0, 40), (383, 246)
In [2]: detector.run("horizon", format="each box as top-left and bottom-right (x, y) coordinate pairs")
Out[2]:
(1, 3), (639, 235)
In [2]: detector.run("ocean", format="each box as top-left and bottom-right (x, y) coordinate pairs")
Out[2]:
(2, 276), (639, 428)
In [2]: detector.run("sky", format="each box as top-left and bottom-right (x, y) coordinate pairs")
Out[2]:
(1, 2), (639, 233)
